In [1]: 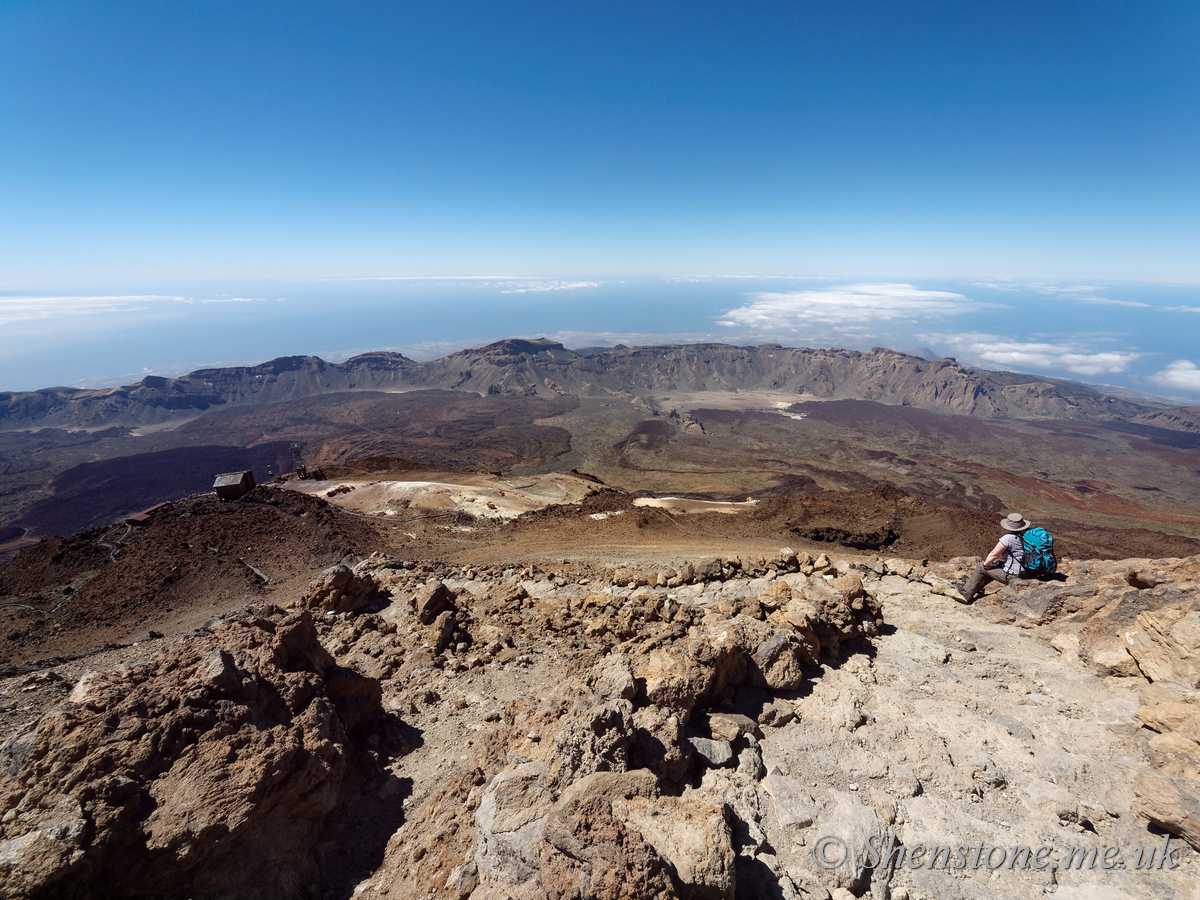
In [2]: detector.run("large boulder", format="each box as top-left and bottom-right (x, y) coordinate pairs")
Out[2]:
(299, 561), (385, 613)
(630, 705), (690, 784)
(540, 795), (676, 900)
(693, 559), (724, 583)
(780, 575), (883, 659)
(410, 579), (457, 625)
(1133, 769), (1200, 850)
(473, 761), (555, 893)
(549, 701), (634, 792)
(586, 654), (637, 702)
(0, 611), (384, 899)
(748, 632), (808, 691)
(612, 794), (735, 900)
(798, 791), (888, 894)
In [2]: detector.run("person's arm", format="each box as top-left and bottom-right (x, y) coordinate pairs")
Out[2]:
(983, 539), (1008, 566)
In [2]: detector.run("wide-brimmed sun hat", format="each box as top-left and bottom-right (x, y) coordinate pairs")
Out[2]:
(1001, 512), (1030, 531)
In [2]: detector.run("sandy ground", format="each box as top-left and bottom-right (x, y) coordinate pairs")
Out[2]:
(283, 470), (600, 519)
(128, 417), (200, 436)
(649, 389), (829, 412)
(633, 497), (761, 514)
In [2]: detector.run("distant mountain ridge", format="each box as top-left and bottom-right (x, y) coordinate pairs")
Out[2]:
(0, 338), (1174, 431)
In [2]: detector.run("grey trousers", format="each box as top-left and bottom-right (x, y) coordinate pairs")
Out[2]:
(964, 562), (1010, 598)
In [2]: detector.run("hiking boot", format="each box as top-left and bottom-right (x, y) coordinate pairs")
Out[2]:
(954, 585), (974, 604)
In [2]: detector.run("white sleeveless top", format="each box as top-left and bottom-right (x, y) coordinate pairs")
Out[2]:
(1000, 533), (1025, 575)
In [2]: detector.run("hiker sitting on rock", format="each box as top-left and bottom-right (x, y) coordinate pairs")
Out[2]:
(960, 512), (1031, 603)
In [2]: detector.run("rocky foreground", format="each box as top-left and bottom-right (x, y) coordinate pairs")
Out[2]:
(2, 548), (1199, 900)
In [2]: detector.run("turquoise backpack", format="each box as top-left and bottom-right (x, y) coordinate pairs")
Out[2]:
(1021, 527), (1057, 577)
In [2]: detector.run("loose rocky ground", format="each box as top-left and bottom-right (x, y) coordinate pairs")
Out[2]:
(2, 478), (1200, 899)
(5, 474), (1197, 673)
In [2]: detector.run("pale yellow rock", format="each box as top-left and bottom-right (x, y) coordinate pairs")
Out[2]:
(1148, 732), (1200, 781)
(612, 794), (735, 900)
(1125, 603), (1200, 688)
(1134, 769), (1200, 850)
(1136, 702), (1200, 741)
(1049, 632), (1082, 664)
(1084, 636), (1141, 677)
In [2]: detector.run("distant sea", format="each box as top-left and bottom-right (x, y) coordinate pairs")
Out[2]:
(1, 276), (1197, 403)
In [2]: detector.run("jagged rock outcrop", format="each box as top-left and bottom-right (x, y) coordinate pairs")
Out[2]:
(0, 609), (387, 899)
(360, 551), (1200, 897)
(540, 793), (678, 900)
(955, 555), (1200, 684)
(920, 553), (1200, 855)
(1133, 770), (1200, 851)
(351, 553), (887, 900)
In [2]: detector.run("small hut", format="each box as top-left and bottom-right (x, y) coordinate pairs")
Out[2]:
(213, 471), (256, 501)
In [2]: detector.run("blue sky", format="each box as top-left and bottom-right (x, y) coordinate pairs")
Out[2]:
(1, 2), (1198, 399)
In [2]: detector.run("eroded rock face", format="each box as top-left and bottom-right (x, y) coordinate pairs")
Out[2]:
(630, 705), (690, 783)
(1126, 602), (1200, 689)
(475, 760), (554, 891)
(612, 793), (735, 900)
(0, 610), (384, 899)
(962, 556), (1200, 683)
(1133, 770), (1200, 851)
(631, 597), (881, 718)
(549, 701), (634, 793)
(540, 795), (676, 900)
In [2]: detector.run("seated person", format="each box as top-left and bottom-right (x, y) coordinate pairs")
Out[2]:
(959, 512), (1030, 603)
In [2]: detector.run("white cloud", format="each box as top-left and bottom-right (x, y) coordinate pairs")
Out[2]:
(971, 280), (1100, 295)
(717, 284), (993, 330)
(327, 275), (606, 294)
(920, 332), (1139, 376)
(549, 329), (733, 348)
(973, 281), (1200, 313)
(339, 275), (524, 281)
(500, 281), (601, 294)
(970, 280), (1119, 306)
(663, 275), (826, 283)
(312, 330), (737, 363)
(1079, 297), (1150, 307)
(198, 296), (273, 303)
(0, 294), (188, 325)
(1152, 361), (1200, 392)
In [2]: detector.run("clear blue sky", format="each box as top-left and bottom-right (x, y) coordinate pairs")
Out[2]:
(1, 2), (1198, 397)
(3, 0), (1198, 282)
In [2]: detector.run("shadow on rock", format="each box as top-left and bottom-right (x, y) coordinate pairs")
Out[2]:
(0, 607), (414, 900)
